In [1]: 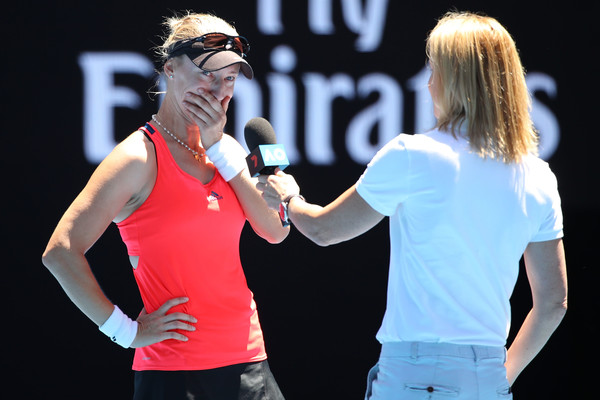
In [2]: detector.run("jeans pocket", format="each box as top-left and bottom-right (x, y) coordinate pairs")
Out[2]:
(496, 384), (513, 398)
(364, 363), (380, 400)
(404, 383), (460, 397)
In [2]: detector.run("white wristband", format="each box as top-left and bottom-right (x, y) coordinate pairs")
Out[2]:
(205, 134), (248, 182)
(99, 305), (138, 348)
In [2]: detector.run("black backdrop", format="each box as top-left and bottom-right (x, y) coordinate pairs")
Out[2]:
(4, 1), (597, 399)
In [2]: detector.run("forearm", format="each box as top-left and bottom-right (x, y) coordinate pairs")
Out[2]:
(507, 238), (569, 384)
(287, 186), (385, 246)
(286, 197), (332, 246)
(505, 302), (567, 385)
(42, 245), (114, 327)
(257, 174), (384, 246)
(229, 171), (290, 243)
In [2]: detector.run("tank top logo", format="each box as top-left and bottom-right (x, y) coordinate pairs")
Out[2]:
(207, 191), (223, 202)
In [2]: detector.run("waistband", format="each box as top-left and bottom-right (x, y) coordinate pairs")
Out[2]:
(381, 342), (506, 361)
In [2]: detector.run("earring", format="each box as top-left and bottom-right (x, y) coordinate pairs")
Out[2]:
(169, 75), (173, 79)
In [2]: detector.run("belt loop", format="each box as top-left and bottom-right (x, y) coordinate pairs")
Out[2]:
(471, 345), (479, 362)
(410, 342), (418, 359)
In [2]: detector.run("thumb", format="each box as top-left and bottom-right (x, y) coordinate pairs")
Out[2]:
(137, 307), (147, 319)
(221, 96), (232, 112)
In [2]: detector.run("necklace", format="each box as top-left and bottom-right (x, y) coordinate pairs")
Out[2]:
(151, 114), (204, 161)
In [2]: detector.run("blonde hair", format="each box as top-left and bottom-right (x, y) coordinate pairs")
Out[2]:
(156, 11), (239, 64)
(426, 11), (537, 163)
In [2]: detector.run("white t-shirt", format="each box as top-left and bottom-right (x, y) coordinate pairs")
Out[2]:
(355, 129), (563, 347)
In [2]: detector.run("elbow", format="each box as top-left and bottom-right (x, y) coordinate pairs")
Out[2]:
(311, 234), (334, 247)
(556, 290), (569, 317)
(251, 219), (291, 244)
(539, 296), (568, 323)
(305, 227), (338, 247)
(553, 300), (568, 326)
(41, 245), (59, 271)
(258, 223), (291, 244)
(313, 240), (333, 247)
(42, 253), (56, 277)
(558, 297), (568, 318)
(264, 228), (290, 244)
(41, 243), (69, 274)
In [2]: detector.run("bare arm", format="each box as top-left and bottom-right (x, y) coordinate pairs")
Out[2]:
(505, 238), (568, 385)
(42, 134), (151, 326)
(258, 171), (385, 246)
(184, 90), (289, 244)
(42, 132), (196, 347)
(229, 170), (290, 243)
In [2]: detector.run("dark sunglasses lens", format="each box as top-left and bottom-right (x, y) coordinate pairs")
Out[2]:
(203, 34), (248, 54)
(232, 38), (249, 54)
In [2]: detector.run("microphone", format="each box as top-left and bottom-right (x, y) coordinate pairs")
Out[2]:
(244, 117), (289, 177)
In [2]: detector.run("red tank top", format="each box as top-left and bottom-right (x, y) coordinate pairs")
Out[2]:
(117, 122), (266, 370)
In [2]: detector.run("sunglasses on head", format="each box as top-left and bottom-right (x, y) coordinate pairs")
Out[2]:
(167, 33), (250, 58)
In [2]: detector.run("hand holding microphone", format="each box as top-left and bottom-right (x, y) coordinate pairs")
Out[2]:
(257, 170), (300, 210)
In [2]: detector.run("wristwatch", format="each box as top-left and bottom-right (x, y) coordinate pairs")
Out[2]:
(279, 194), (305, 227)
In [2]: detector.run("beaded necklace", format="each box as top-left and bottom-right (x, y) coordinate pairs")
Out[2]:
(152, 114), (204, 161)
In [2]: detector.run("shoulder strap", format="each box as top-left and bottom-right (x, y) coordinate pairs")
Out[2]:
(139, 122), (156, 140)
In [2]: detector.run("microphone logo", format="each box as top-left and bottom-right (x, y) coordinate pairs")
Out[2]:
(263, 147), (287, 163)
(246, 144), (289, 177)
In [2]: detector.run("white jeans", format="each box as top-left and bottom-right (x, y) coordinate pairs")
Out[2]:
(365, 342), (512, 399)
